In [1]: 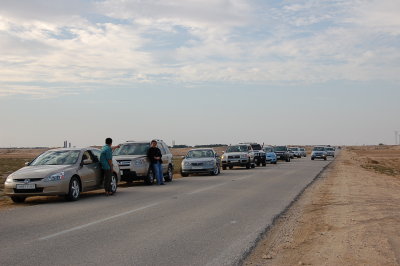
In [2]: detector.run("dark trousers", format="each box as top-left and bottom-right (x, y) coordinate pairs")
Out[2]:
(103, 169), (112, 192)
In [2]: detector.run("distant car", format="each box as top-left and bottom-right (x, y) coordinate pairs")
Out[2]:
(113, 139), (173, 185)
(311, 146), (327, 160)
(180, 148), (220, 177)
(287, 148), (295, 159)
(262, 146), (277, 164)
(325, 147), (335, 157)
(299, 148), (307, 157)
(289, 147), (302, 158)
(274, 146), (291, 162)
(221, 144), (256, 169)
(4, 148), (121, 203)
(246, 143), (267, 166)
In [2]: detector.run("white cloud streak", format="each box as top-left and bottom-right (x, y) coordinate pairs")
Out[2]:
(0, 0), (399, 98)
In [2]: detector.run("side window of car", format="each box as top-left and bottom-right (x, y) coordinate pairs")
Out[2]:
(162, 142), (171, 155)
(82, 151), (93, 163)
(158, 143), (167, 155)
(89, 150), (100, 163)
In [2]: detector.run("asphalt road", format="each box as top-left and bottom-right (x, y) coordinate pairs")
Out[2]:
(0, 156), (332, 266)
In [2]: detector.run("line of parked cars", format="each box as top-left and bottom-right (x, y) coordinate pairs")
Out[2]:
(3, 139), (335, 203)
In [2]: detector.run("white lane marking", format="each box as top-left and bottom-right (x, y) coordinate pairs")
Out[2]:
(39, 202), (159, 241)
(186, 182), (227, 195)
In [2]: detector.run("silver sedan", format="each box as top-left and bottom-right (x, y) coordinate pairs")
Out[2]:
(180, 148), (221, 177)
(4, 148), (121, 203)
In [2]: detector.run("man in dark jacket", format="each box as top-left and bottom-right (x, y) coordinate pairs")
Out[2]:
(147, 140), (164, 185)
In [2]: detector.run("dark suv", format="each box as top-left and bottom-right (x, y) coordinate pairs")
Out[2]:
(274, 146), (291, 162)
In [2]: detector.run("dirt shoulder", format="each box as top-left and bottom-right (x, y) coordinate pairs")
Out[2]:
(245, 146), (400, 266)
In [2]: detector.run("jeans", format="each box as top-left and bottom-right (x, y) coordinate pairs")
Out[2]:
(152, 162), (164, 185)
(103, 169), (112, 192)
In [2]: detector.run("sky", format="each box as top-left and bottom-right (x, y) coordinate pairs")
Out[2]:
(0, 0), (399, 147)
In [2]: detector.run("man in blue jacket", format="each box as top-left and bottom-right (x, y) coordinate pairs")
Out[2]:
(100, 137), (113, 195)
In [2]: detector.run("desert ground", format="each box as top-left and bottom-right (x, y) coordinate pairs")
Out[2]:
(245, 145), (400, 266)
(1, 146), (400, 265)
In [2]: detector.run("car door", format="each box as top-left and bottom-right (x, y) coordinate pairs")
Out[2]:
(77, 150), (98, 190)
(89, 149), (103, 187)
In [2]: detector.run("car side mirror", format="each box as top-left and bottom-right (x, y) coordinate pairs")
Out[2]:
(82, 159), (93, 165)
(181, 156), (185, 159)
(25, 162), (30, 166)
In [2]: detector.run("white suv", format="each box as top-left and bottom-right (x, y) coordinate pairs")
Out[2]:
(221, 144), (256, 170)
(113, 140), (173, 185)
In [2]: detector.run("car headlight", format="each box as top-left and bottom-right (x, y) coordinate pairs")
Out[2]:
(221, 155), (225, 160)
(206, 160), (214, 166)
(43, 172), (65, 182)
(183, 161), (191, 166)
(133, 159), (144, 166)
(241, 154), (249, 158)
(5, 175), (13, 184)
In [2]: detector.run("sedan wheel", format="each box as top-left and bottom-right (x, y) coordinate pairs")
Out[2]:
(66, 177), (80, 201)
(110, 174), (118, 194)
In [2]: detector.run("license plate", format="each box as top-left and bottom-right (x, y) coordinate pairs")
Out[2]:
(16, 184), (36, 189)
(192, 166), (203, 170)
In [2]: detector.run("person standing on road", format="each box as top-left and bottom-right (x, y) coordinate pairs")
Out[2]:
(147, 140), (164, 185)
(100, 137), (114, 195)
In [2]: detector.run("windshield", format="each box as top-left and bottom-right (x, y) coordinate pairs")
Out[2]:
(30, 150), (80, 166)
(326, 147), (334, 151)
(251, 144), (262, 150)
(186, 150), (214, 158)
(313, 147), (326, 151)
(263, 147), (274, 152)
(113, 143), (150, 156)
(274, 146), (286, 151)
(226, 145), (248, 153)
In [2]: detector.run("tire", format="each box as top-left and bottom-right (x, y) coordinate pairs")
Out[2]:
(229, 165), (233, 169)
(311, 157), (315, 160)
(251, 163), (256, 168)
(165, 165), (173, 182)
(262, 163), (267, 166)
(11, 196), (26, 203)
(222, 165), (227, 170)
(145, 168), (154, 185)
(66, 176), (80, 201)
(181, 172), (189, 177)
(324, 157), (327, 161)
(211, 165), (219, 176)
(109, 173), (118, 195)
(246, 163), (251, 169)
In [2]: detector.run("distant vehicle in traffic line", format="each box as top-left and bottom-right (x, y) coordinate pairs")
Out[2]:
(274, 146), (291, 162)
(4, 148), (121, 203)
(262, 146), (277, 164)
(246, 143), (267, 166)
(289, 147), (302, 158)
(180, 148), (220, 177)
(325, 147), (335, 157)
(113, 140), (173, 185)
(311, 146), (327, 160)
(299, 148), (307, 157)
(221, 144), (256, 170)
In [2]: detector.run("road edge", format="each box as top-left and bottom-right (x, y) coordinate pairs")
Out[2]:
(236, 157), (337, 265)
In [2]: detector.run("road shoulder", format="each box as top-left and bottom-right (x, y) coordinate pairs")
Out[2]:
(244, 148), (400, 265)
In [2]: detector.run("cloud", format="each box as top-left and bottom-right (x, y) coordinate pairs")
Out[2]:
(0, 0), (399, 98)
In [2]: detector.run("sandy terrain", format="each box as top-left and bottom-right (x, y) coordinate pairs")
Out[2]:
(245, 146), (400, 266)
